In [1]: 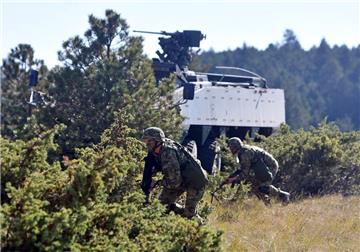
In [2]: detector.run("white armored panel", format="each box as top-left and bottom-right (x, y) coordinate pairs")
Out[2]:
(179, 85), (285, 128)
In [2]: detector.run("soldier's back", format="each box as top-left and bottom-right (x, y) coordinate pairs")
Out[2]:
(160, 139), (187, 165)
(241, 144), (274, 182)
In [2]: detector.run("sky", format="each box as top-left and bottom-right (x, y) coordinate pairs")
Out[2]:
(1, 0), (359, 68)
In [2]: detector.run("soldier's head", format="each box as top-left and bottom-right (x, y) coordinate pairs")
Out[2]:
(142, 127), (165, 152)
(228, 137), (243, 155)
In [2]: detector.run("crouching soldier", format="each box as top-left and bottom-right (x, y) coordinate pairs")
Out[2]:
(141, 127), (208, 219)
(226, 137), (290, 205)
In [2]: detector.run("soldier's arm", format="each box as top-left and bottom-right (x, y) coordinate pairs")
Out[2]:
(225, 153), (251, 185)
(225, 159), (243, 184)
(160, 149), (182, 189)
(228, 153), (250, 177)
(141, 153), (157, 196)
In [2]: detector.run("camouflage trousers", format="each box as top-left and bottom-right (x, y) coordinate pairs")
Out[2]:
(248, 178), (281, 205)
(159, 185), (205, 218)
(253, 180), (280, 196)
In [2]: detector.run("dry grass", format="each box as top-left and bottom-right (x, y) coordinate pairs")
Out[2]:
(207, 195), (360, 252)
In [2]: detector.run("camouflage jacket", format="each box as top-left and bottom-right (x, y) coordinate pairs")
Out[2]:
(233, 144), (275, 182)
(154, 138), (208, 190)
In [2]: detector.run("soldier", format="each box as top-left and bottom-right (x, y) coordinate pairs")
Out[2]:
(141, 127), (208, 219)
(226, 137), (290, 205)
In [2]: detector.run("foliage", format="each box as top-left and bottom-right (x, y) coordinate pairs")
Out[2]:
(253, 122), (360, 196)
(122, 74), (184, 141)
(42, 9), (182, 156)
(1, 118), (222, 251)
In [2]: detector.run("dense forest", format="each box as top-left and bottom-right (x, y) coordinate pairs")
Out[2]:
(1, 9), (359, 251)
(193, 29), (360, 131)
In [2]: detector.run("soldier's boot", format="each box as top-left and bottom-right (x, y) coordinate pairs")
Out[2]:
(254, 190), (271, 206)
(257, 186), (272, 206)
(278, 190), (290, 205)
(262, 194), (272, 206)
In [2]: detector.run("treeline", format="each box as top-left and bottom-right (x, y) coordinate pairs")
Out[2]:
(193, 29), (360, 131)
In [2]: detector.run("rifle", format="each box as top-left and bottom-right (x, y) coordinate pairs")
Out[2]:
(210, 180), (228, 203)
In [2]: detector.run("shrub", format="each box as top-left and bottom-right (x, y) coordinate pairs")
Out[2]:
(1, 117), (222, 251)
(255, 122), (360, 196)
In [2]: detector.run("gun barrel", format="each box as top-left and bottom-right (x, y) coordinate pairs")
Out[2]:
(133, 30), (171, 36)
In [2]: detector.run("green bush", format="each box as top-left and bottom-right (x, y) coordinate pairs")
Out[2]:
(255, 122), (360, 196)
(1, 117), (222, 251)
(211, 122), (360, 201)
(2, 112), (359, 250)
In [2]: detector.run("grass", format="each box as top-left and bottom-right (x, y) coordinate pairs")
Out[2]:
(207, 195), (360, 251)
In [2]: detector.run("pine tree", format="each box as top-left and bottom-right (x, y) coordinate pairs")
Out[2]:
(39, 9), (183, 155)
(1, 44), (48, 139)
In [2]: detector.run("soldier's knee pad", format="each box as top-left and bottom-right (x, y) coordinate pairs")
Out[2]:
(183, 208), (196, 219)
(278, 190), (290, 203)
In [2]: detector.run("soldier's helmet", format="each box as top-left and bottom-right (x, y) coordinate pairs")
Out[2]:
(228, 137), (243, 153)
(142, 127), (165, 142)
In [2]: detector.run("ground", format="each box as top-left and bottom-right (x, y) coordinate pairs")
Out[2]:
(208, 195), (360, 251)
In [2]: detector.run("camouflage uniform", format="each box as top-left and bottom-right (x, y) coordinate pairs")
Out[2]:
(142, 127), (208, 218)
(155, 138), (208, 218)
(229, 137), (290, 204)
(236, 145), (279, 198)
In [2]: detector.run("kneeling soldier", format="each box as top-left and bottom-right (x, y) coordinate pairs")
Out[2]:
(141, 127), (208, 219)
(227, 137), (290, 205)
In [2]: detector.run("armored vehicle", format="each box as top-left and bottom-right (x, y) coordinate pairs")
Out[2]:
(135, 30), (285, 174)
